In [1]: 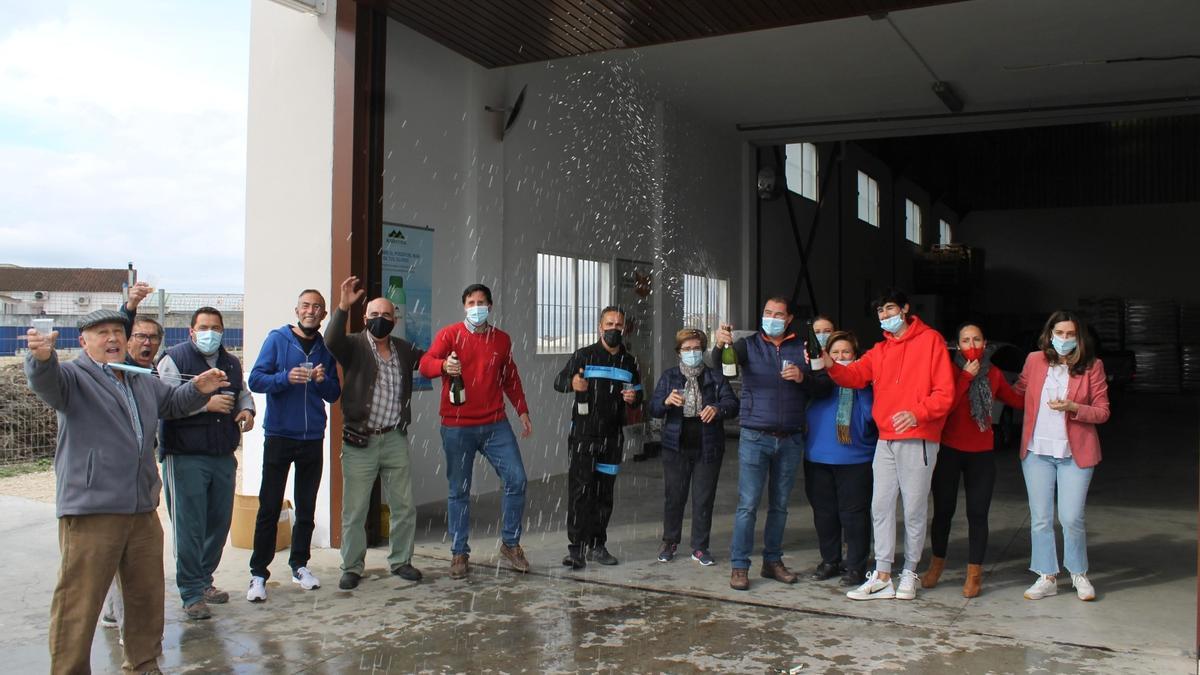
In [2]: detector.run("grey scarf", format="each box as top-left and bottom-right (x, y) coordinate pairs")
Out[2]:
(680, 362), (704, 418)
(954, 350), (994, 431)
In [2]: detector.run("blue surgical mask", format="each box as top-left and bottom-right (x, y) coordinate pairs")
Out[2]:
(1051, 335), (1077, 356)
(815, 332), (831, 348)
(465, 305), (490, 326)
(194, 330), (222, 355)
(880, 314), (905, 334)
(761, 316), (786, 337)
(680, 350), (703, 368)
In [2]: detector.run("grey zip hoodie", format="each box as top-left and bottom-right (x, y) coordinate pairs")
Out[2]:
(25, 352), (211, 517)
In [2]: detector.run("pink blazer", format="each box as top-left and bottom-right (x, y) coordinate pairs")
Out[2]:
(1014, 351), (1110, 468)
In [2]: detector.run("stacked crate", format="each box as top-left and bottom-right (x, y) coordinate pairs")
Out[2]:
(1180, 304), (1200, 393)
(1077, 296), (1124, 350)
(1125, 298), (1180, 393)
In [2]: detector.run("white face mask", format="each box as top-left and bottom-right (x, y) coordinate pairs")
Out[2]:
(836, 359), (854, 366)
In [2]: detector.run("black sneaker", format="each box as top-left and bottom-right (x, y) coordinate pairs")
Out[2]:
(811, 561), (845, 581)
(391, 564), (423, 581)
(691, 549), (715, 566)
(840, 569), (866, 587)
(338, 572), (361, 590)
(561, 548), (586, 569)
(587, 545), (619, 566)
(657, 542), (677, 563)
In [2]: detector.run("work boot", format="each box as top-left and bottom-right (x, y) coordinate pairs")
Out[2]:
(183, 601), (212, 620)
(587, 545), (619, 566)
(450, 554), (470, 580)
(562, 546), (586, 569)
(392, 564), (423, 581)
(963, 564), (983, 598)
(730, 568), (750, 591)
(921, 556), (946, 589)
(203, 586), (230, 604)
(338, 572), (361, 590)
(499, 544), (531, 573)
(760, 560), (798, 584)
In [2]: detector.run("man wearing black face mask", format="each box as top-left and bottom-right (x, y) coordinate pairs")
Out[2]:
(553, 306), (642, 568)
(325, 276), (425, 590)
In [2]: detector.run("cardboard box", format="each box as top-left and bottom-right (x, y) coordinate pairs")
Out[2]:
(230, 493), (291, 551)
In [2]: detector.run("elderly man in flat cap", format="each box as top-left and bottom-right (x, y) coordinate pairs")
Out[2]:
(25, 309), (229, 675)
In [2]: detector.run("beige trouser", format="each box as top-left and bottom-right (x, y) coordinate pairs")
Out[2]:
(340, 429), (417, 575)
(50, 512), (164, 674)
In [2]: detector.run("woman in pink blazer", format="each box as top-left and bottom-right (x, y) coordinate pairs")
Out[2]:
(1013, 310), (1110, 602)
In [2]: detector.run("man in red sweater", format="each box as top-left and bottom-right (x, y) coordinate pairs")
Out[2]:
(822, 289), (955, 602)
(419, 283), (533, 580)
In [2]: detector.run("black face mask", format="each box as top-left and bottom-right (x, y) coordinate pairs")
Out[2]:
(602, 329), (623, 349)
(366, 316), (395, 339)
(296, 322), (319, 337)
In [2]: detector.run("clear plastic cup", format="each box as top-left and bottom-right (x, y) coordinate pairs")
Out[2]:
(300, 361), (314, 382)
(781, 359), (793, 376)
(32, 318), (53, 336)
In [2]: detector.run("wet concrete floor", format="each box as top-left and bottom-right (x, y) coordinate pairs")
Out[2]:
(1, 393), (1195, 673)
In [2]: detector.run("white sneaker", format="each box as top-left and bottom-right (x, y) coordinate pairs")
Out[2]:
(895, 569), (920, 600)
(846, 570), (896, 601)
(246, 576), (267, 603)
(292, 567), (321, 590)
(1071, 573), (1095, 601)
(1023, 575), (1058, 600)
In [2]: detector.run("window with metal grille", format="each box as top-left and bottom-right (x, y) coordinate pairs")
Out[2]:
(683, 273), (729, 339)
(905, 199), (922, 245)
(857, 171), (879, 226)
(784, 142), (819, 201)
(536, 252), (611, 355)
(939, 219), (953, 245)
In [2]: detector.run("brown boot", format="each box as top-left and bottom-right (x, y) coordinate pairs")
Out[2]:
(730, 568), (750, 591)
(962, 564), (983, 598)
(921, 556), (945, 589)
(760, 560), (798, 584)
(449, 554), (470, 580)
(500, 544), (531, 573)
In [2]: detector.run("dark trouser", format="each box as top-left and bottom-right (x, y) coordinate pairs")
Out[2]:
(566, 435), (619, 550)
(50, 512), (164, 674)
(804, 460), (873, 573)
(250, 436), (324, 579)
(929, 447), (996, 565)
(163, 453), (236, 606)
(661, 418), (723, 552)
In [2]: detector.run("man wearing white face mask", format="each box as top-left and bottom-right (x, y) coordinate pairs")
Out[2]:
(158, 306), (255, 619)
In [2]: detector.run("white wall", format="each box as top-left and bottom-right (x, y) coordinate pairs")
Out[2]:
(382, 23), (743, 507)
(242, 0), (339, 545)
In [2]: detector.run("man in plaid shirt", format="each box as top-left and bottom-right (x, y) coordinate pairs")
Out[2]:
(326, 276), (426, 590)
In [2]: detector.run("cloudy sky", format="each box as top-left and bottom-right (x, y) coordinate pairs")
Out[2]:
(0, 0), (250, 293)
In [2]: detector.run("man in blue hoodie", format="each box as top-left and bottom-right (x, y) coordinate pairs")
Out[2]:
(246, 289), (341, 602)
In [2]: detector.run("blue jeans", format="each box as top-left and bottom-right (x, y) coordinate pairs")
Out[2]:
(441, 421), (527, 555)
(1022, 452), (1094, 575)
(730, 428), (804, 570)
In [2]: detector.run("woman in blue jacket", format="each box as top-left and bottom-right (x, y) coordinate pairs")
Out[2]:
(650, 328), (738, 565)
(805, 331), (877, 586)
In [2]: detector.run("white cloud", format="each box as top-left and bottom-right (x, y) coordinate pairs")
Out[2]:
(0, 0), (249, 292)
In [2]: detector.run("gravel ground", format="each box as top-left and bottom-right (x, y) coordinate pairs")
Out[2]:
(0, 469), (55, 503)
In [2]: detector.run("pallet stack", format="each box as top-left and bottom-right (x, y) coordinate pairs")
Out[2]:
(1180, 304), (1200, 393)
(1078, 296), (1124, 351)
(1125, 298), (1181, 393)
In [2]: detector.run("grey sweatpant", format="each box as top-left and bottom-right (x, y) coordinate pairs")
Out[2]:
(872, 439), (940, 573)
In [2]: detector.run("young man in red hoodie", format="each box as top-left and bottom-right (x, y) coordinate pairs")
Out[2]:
(419, 283), (533, 580)
(822, 289), (955, 601)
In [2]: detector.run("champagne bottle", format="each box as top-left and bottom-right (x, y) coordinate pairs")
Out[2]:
(387, 275), (407, 340)
(447, 352), (466, 406)
(806, 320), (825, 371)
(575, 368), (589, 415)
(721, 325), (737, 377)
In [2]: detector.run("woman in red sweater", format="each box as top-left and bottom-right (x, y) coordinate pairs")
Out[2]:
(921, 323), (1023, 597)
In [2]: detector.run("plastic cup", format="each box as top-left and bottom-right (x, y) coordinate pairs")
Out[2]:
(781, 359), (793, 375)
(300, 361), (314, 382)
(32, 318), (53, 335)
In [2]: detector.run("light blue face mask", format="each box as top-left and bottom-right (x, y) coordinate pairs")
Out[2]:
(465, 305), (490, 326)
(194, 330), (223, 355)
(680, 350), (703, 368)
(761, 316), (786, 337)
(815, 332), (831, 348)
(880, 314), (905, 334)
(1051, 335), (1077, 356)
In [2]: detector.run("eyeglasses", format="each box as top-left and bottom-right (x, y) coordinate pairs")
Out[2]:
(131, 333), (163, 343)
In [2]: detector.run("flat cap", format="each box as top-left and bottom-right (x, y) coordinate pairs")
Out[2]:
(77, 309), (128, 331)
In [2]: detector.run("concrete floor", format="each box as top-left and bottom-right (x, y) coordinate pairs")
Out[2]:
(1, 393), (1196, 673)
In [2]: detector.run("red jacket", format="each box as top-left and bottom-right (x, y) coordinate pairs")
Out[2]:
(940, 366), (1024, 452)
(418, 322), (529, 427)
(1014, 352), (1109, 468)
(827, 315), (955, 442)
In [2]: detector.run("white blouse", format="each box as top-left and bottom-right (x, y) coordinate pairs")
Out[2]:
(1028, 364), (1072, 458)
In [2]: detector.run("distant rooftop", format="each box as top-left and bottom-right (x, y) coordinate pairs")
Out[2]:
(0, 265), (126, 293)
